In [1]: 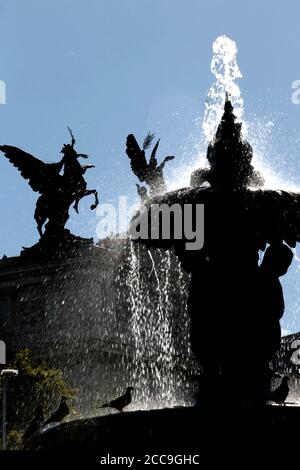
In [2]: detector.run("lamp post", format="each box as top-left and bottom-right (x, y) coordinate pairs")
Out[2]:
(1, 369), (18, 450)
(0, 341), (5, 365)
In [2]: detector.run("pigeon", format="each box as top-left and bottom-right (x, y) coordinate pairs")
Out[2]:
(269, 376), (290, 405)
(101, 386), (134, 412)
(44, 396), (70, 425)
(22, 405), (45, 443)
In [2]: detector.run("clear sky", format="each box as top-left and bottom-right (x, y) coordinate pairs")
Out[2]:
(1, 0), (300, 332)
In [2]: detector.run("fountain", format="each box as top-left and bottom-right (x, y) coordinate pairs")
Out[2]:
(130, 90), (300, 403)
(124, 36), (300, 407)
(1, 35), (300, 451)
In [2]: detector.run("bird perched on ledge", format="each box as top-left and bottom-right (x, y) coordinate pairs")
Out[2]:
(44, 396), (70, 424)
(101, 386), (134, 412)
(268, 376), (290, 405)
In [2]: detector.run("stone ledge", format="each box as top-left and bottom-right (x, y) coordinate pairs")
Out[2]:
(27, 405), (300, 450)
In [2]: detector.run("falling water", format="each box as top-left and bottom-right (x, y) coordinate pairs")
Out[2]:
(147, 249), (176, 402)
(127, 242), (152, 407)
(125, 240), (193, 409)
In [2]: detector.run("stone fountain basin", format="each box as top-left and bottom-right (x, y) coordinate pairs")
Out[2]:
(132, 186), (300, 250)
(27, 404), (300, 451)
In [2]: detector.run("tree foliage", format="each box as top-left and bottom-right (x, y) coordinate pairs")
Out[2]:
(0, 349), (74, 441)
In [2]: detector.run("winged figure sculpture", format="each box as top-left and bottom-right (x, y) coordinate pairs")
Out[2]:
(0, 128), (99, 239)
(126, 132), (175, 197)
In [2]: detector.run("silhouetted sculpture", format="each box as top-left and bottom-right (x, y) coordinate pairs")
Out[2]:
(44, 396), (70, 425)
(227, 242), (294, 403)
(0, 127), (98, 243)
(130, 95), (300, 405)
(101, 386), (134, 412)
(191, 95), (264, 190)
(136, 183), (148, 203)
(256, 243), (293, 361)
(126, 133), (174, 196)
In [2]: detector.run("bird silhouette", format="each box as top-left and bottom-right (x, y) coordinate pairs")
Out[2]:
(44, 396), (70, 425)
(268, 376), (290, 405)
(101, 387), (134, 412)
(22, 405), (45, 443)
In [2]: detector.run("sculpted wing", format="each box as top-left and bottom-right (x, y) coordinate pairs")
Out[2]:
(126, 134), (148, 182)
(149, 138), (160, 168)
(0, 145), (63, 194)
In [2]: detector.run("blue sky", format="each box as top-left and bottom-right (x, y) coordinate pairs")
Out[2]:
(1, 0), (300, 332)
